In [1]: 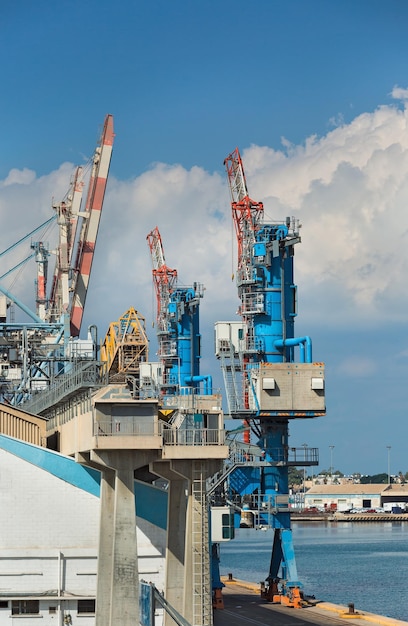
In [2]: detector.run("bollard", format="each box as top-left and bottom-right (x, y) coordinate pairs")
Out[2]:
(348, 603), (355, 614)
(228, 573), (233, 581)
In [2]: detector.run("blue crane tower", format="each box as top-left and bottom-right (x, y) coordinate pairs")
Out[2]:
(146, 226), (212, 400)
(215, 148), (325, 607)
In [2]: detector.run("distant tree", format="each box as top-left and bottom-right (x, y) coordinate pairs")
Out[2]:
(288, 467), (304, 489)
(319, 469), (343, 477)
(360, 473), (389, 484)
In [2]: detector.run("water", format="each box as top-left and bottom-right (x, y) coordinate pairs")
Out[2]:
(218, 522), (408, 622)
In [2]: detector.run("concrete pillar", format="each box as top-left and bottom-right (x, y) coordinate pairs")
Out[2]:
(151, 461), (187, 623)
(95, 468), (115, 626)
(169, 459), (222, 626)
(89, 450), (158, 626)
(110, 464), (139, 625)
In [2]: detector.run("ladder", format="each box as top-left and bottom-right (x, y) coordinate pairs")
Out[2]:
(192, 461), (212, 626)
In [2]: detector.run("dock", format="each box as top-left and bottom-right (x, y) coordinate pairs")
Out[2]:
(332, 512), (408, 522)
(291, 512), (408, 523)
(214, 579), (408, 626)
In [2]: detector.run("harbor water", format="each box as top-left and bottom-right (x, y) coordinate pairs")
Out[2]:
(219, 522), (408, 622)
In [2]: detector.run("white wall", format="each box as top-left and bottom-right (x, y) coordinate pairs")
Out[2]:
(0, 447), (166, 626)
(304, 492), (382, 511)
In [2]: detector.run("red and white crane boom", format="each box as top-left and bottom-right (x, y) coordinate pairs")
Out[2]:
(70, 114), (114, 337)
(48, 166), (84, 321)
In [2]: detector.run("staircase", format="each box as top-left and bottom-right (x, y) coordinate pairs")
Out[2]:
(218, 342), (242, 414)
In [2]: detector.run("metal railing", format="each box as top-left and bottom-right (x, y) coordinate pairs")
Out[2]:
(94, 420), (225, 447)
(207, 441), (318, 497)
(162, 389), (222, 411)
(162, 427), (225, 446)
(140, 581), (191, 626)
(226, 440), (319, 466)
(22, 360), (105, 416)
(94, 419), (163, 437)
(226, 492), (291, 529)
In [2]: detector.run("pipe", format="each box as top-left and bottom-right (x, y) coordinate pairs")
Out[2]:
(88, 324), (98, 360)
(185, 374), (213, 395)
(274, 336), (312, 363)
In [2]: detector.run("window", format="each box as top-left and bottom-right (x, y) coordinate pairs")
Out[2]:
(221, 512), (235, 540)
(0, 601), (8, 609)
(77, 599), (95, 614)
(11, 600), (39, 615)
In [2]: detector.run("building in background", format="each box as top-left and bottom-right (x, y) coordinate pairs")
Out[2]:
(304, 484), (408, 512)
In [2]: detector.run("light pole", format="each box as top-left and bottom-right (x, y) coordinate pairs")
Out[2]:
(386, 446), (391, 484)
(302, 443), (308, 508)
(329, 445), (335, 482)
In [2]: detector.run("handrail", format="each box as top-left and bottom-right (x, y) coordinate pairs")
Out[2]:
(22, 360), (106, 416)
(94, 420), (164, 437)
(162, 427), (225, 446)
(94, 420), (225, 446)
(140, 581), (191, 626)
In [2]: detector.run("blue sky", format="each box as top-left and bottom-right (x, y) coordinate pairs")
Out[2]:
(1, 0), (408, 476)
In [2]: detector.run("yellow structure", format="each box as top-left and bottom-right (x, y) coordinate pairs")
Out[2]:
(100, 308), (149, 383)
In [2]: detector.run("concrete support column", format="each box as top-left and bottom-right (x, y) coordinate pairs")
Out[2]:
(110, 464), (139, 626)
(89, 450), (158, 626)
(95, 468), (115, 626)
(151, 461), (187, 623)
(169, 459), (222, 626)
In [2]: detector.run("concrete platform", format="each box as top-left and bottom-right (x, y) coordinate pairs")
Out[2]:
(214, 579), (408, 626)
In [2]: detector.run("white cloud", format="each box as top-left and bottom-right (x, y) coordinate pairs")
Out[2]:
(239, 99), (408, 328)
(2, 95), (408, 342)
(0, 164), (80, 299)
(336, 355), (378, 377)
(2, 168), (36, 187)
(391, 85), (408, 101)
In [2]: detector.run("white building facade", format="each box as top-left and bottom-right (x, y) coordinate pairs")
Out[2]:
(304, 484), (383, 511)
(0, 435), (166, 626)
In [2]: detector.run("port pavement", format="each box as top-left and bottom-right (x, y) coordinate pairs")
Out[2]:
(214, 578), (408, 626)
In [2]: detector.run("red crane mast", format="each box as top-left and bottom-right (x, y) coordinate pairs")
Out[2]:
(224, 148), (264, 286)
(224, 148), (264, 439)
(146, 226), (177, 334)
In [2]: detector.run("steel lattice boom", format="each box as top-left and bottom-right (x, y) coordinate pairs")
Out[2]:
(146, 226), (178, 334)
(224, 148), (264, 287)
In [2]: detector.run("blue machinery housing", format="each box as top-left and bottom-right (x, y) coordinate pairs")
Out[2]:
(217, 149), (325, 603)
